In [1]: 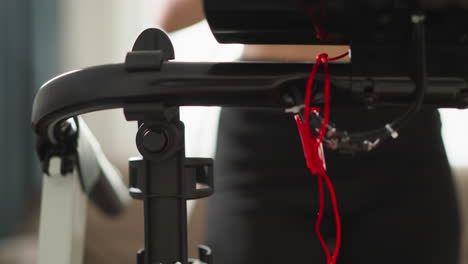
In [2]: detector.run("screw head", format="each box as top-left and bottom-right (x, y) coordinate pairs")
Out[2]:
(142, 129), (168, 153)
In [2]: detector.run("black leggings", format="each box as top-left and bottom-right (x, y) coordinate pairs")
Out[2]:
(205, 107), (460, 264)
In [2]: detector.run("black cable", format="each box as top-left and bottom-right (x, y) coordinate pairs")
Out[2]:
(348, 12), (427, 144)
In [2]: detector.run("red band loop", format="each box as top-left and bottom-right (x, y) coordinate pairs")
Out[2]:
(295, 51), (348, 264)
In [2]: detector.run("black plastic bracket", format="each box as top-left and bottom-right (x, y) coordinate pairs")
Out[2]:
(36, 118), (79, 175)
(125, 28), (175, 72)
(128, 157), (214, 201)
(125, 51), (165, 72)
(184, 158), (214, 200)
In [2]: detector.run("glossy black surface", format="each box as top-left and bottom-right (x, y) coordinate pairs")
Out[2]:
(31, 61), (468, 144)
(204, 0), (468, 44)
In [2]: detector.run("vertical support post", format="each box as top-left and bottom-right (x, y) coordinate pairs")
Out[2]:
(126, 105), (214, 264)
(128, 106), (188, 264)
(139, 153), (188, 264)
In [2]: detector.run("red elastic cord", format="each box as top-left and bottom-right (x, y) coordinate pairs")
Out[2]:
(316, 173), (331, 262)
(322, 167), (342, 264)
(295, 52), (348, 264)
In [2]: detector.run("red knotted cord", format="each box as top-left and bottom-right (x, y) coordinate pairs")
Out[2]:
(292, 1), (348, 262)
(295, 51), (348, 264)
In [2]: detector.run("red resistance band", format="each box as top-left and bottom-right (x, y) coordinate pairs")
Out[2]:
(295, 51), (348, 264)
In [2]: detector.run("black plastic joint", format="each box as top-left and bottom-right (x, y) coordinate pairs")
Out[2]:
(36, 118), (79, 175)
(125, 51), (164, 72)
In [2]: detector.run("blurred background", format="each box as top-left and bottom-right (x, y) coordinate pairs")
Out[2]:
(1, 0), (467, 263)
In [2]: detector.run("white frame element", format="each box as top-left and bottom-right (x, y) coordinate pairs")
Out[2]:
(37, 157), (87, 264)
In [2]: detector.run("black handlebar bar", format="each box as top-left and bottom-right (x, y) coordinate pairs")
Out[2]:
(32, 61), (468, 144)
